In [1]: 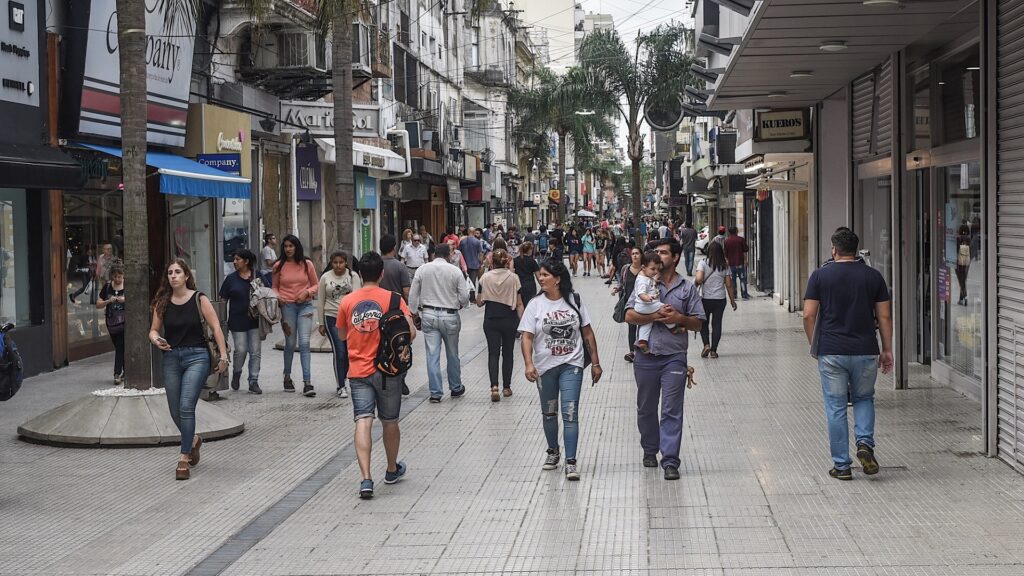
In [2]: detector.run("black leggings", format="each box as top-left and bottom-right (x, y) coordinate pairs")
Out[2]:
(700, 298), (727, 352)
(483, 315), (518, 388)
(627, 323), (637, 353)
(110, 332), (125, 376)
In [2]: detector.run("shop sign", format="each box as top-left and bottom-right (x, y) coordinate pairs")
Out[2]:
(356, 172), (378, 210)
(196, 153), (241, 176)
(360, 151), (387, 170)
(360, 216), (372, 254)
(549, 189), (561, 205)
(217, 132), (243, 152)
(295, 143), (321, 201)
(280, 100), (380, 138)
(447, 177), (462, 204)
(937, 266), (950, 303)
(0, 0), (37, 107)
(755, 109), (809, 141)
(80, 0), (196, 146)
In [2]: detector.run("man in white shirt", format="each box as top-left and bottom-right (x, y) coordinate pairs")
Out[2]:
(260, 233), (278, 276)
(409, 244), (470, 402)
(400, 235), (429, 278)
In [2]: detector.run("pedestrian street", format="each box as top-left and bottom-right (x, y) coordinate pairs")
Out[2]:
(1, 274), (1023, 576)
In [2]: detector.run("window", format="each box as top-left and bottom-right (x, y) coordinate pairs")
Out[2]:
(470, 27), (480, 68)
(64, 190), (123, 347)
(278, 33), (309, 67)
(938, 45), (980, 144)
(0, 189), (29, 326)
(394, 44), (407, 103)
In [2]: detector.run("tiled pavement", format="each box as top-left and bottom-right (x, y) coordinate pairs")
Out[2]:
(2, 268), (1024, 575)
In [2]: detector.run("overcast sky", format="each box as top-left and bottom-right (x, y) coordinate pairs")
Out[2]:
(578, 0), (693, 157)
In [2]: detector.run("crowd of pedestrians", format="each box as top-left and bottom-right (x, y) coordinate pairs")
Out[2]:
(140, 216), (890, 497)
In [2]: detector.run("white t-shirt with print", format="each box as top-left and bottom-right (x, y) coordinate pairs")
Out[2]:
(518, 293), (592, 376)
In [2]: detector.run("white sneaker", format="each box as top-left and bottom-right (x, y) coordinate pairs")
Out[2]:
(543, 449), (560, 470)
(565, 462), (580, 481)
(336, 386), (349, 398)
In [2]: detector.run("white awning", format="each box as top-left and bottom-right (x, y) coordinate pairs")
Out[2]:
(315, 139), (407, 173)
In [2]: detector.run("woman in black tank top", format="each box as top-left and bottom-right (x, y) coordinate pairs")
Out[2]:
(149, 258), (228, 481)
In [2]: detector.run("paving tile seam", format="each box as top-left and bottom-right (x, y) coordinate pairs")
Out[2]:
(182, 341), (488, 576)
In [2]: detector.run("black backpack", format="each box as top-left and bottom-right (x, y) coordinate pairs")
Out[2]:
(0, 328), (24, 401)
(374, 293), (414, 380)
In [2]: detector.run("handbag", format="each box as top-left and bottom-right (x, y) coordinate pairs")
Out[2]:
(957, 244), (970, 267)
(103, 284), (126, 335)
(612, 268), (630, 323)
(195, 293), (229, 392)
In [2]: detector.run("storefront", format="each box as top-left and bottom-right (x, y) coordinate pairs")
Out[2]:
(1, 0), (84, 376)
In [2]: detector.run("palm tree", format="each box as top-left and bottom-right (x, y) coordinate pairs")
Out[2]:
(577, 25), (695, 244)
(508, 67), (615, 225)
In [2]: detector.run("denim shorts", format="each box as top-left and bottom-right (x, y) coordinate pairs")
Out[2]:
(350, 372), (402, 422)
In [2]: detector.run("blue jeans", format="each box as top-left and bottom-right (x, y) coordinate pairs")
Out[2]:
(818, 355), (878, 469)
(230, 329), (261, 383)
(538, 364), (584, 460)
(684, 249), (695, 276)
(281, 301), (314, 382)
(324, 315), (349, 389)
(730, 265), (749, 298)
(422, 308), (462, 397)
(162, 346), (210, 454)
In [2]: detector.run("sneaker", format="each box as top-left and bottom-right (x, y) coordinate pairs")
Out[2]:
(491, 387), (500, 402)
(565, 461), (580, 481)
(206, 391), (222, 401)
(450, 386), (466, 398)
(384, 461), (407, 484)
(401, 383), (411, 396)
(302, 382), (316, 397)
(359, 479), (374, 499)
(664, 466), (680, 480)
(429, 396), (442, 403)
(856, 444), (879, 475)
(336, 386), (349, 399)
(231, 372), (241, 391)
(113, 374), (124, 386)
(829, 467), (853, 481)
(283, 376), (295, 392)
(248, 382), (263, 395)
(642, 454), (658, 468)
(624, 352), (635, 363)
(542, 449), (560, 470)
(502, 387), (512, 397)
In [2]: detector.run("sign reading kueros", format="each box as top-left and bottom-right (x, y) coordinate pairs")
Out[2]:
(755, 109), (809, 141)
(80, 0), (196, 146)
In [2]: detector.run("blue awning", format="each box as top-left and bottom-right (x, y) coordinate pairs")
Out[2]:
(74, 142), (250, 199)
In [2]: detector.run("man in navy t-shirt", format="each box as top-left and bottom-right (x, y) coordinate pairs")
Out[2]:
(803, 228), (892, 481)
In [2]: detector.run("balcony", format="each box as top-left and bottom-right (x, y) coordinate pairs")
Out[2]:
(354, 24), (392, 81)
(464, 65), (512, 88)
(239, 29), (331, 100)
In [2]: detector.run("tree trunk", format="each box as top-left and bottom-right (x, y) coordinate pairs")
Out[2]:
(332, 10), (355, 253)
(557, 131), (567, 226)
(628, 127), (643, 246)
(116, 0), (151, 390)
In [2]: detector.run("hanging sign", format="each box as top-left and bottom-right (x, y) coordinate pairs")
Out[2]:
(755, 109), (809, 141)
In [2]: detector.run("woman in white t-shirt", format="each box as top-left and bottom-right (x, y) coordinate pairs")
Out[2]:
(518, 259), (602, 481)
(317, 251), (361, 398)
(694, 241), (736, 359)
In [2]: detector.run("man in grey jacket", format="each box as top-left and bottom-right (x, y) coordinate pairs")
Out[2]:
(409, 244), (471, 403)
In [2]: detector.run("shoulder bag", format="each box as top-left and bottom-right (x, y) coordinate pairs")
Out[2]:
(196, 293), (229, 392)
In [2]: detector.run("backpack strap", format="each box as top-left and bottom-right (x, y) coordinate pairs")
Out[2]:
(388, 291), (401, 314)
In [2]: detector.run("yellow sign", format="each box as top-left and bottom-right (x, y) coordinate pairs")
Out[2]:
(549, 189), (561, 204)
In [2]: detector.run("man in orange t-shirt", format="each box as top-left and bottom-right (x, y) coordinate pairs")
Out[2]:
(337, 251), (416, 499)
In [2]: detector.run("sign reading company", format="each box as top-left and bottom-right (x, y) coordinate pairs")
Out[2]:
(196, 153), (241, 176)
(0, 0), (38, 107)
(755, 109), (809, 141)
(280, 100), (381, 138)
(80, 0), (196, 146)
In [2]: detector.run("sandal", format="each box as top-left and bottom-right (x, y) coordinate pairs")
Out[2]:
(490, 387), (500, 402)
(709, 351), (719, 359)
(701, 345), (711, 358)
(176, 460), (190, 481)
(503, 387), (512, 398)
(189, 436), (203, 466)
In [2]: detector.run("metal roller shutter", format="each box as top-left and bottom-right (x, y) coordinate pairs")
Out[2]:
(996, 0), (1024, 469)
(851, 72), (875, 161)
(875, 57), (893, 157)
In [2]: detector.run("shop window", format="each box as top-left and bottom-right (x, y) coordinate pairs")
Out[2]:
(937, 162), (983, 380)
(856, 176), (893, 290)
(170, 197), (215, 295)
(0, 189), (30, 326)
(222, 199), (250, 278)
(65, 191), (123, 349)
(938, 46), (980, 144)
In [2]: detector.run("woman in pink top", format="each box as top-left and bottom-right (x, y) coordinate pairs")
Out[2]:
(272, 234), (319, 397)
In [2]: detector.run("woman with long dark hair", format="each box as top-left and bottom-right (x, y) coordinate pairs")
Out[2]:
(514, 241), (539, 305)
(478, 249), (525, 401)
(566, 228), (583, 276)
(695, 241), (736, 358)
(518, 259), (602, 481)
(149, 259), (228, 480)
(595, 229), (609, 277)
(219, 249), (262, 394)
(318, 251), (361, 398)
(605, 237), (626, 286)
(615, 245), (643, 362)
(272, 234), (319, 396)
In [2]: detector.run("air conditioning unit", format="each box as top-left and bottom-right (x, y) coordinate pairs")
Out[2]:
(256, 32), (327, 71)
(422, 130), (436, 151)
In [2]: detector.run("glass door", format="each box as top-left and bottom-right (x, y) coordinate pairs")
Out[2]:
(857, 175), (893, 292)
(169, 197), (216, 295)
(913, 169), (931, 363)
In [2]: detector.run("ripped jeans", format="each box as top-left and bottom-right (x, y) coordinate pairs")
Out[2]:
(281, 301), (314, 382)
(537, 363), (584, 461)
